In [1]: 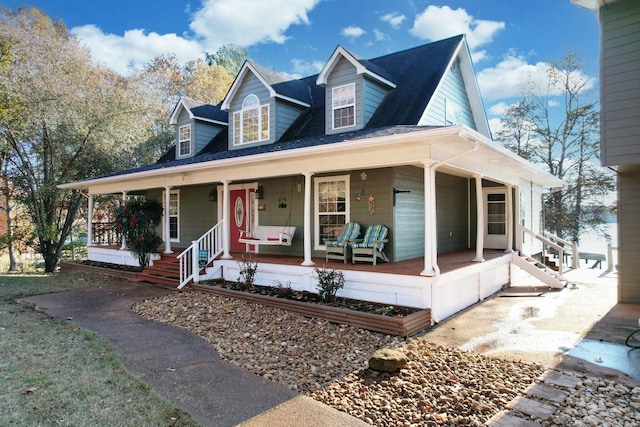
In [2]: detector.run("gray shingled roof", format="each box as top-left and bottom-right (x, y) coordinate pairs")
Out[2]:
(129, 35), (465, 177)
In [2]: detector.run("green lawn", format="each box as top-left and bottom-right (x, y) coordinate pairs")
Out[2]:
(0, 272), (198, 426)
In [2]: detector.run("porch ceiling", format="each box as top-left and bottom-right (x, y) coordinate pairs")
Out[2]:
(60, 125), (561, 194)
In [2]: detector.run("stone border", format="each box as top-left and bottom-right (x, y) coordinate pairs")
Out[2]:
(191, 284), (431, 337)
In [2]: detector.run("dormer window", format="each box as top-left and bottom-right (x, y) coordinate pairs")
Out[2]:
(233, 94), (269, 145)
(178, 124), (191, 157)
(332, 83), (355, 129)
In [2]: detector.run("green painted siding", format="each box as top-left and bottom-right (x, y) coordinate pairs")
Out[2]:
(392, 166), (425, 261)
(436, 173), (471, 253)
(253, 176), (304, 256)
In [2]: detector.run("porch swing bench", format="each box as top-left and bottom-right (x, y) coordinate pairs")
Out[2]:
(238, 226), (296, 246)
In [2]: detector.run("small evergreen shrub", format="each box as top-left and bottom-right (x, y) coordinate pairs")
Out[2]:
(314, 267), (345, 303)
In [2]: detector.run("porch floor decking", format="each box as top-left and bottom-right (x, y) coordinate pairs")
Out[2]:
(228, 249), (508, 276)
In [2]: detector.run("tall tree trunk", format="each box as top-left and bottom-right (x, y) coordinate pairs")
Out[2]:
(1, 161), (17, 271)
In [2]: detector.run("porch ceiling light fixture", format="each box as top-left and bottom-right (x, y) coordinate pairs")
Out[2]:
(255, 183), (264, 199)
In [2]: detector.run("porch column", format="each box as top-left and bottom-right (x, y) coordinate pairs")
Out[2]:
(221, 180), (232, 259)
(505, 183), (513, 253)
(421, 162), (437, 276)
(301, 172), (315, 266)
(120, 192), (127, 250)
(87, 193), (94, 247)
(514, 186), (522, 252)
(473, 175), (485, 262)
(163, 187), (173, 254)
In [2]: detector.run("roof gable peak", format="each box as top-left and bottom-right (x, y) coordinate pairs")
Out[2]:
(316, 45), (396, 88)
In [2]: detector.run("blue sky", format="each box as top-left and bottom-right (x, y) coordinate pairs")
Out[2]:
(4, 0), (599, 127)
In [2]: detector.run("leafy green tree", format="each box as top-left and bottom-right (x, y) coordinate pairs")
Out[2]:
(205, 44), (249, 76)
(113, 199), (163, 268)
(0, 7), (144, 271)
(497, 52), (615, 243)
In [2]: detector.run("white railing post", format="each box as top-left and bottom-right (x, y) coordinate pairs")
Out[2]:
(191, 241), (199, 283)
(607, 244), (617, 271)
(571, 242), (579, 269)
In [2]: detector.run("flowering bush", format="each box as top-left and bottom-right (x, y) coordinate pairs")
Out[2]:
(113, 199), (163, 267)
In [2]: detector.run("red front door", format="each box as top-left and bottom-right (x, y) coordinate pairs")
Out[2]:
(229, 188), (255, 252)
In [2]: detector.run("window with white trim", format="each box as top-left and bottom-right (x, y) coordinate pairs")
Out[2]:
(315, 175), (350, 249)
(332, 83), (355, 129)
(233, 94), (270, 145)
(178, 124), (191, 157)
(163, 190), (180, 242)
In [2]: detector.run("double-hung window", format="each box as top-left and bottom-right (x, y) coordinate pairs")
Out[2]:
(315, 175), (350, 249)
(178, 124), (191, 157)
(332, 83), (355, 129)
(233, 94), (269, 145)
(163, 190), (180, 242)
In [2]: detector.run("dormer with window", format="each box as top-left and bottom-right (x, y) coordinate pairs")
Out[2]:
(169, 97), (228, 160)
(222, 61), (312, 150)
(317, 46), (396, 136)
(233, 94), (269, 145)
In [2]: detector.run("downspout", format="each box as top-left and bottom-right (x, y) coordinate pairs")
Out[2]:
(427, 135), (480, 276)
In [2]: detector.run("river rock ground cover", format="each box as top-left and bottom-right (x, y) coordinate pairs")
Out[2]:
(134, 289), (548, 426)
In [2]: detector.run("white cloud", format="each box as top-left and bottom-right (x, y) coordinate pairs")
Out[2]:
(487, 102), (510, 116)
(71, 25), (203, 75)
(70, 0), (322, 76)
(190, 0), (320, 46)
(381, 12), (406, 29)
(410, 6), (504, 54)
(290, 58), (324, 78)
(373, 29), (387, 41)
(341, 25), (366, 39)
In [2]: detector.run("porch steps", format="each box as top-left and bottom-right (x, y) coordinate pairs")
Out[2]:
(132, 253), (181, 289)
(512, 252), (567, 289)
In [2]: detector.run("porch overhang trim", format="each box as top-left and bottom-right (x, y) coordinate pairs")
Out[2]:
(58, 125), (561, 193)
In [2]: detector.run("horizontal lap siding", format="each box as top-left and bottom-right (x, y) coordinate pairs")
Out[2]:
(393, 166), (425, 261)
(436, 173), (469, 253)
(618, 165), (640, 303)
(419, 59), (477, 129)
(363, 78), (389, 125)
(325, 58), (363, 134)
(229, 75), (273, 149)
(255, 176), (304, 256)
(600, 0), (640, 166)
(177, 186), (218, 247)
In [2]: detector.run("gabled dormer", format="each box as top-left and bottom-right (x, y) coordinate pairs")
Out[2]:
(316, 46), (396, 135)
(221, 61), (312, 150)
(168, 97), (228, 160)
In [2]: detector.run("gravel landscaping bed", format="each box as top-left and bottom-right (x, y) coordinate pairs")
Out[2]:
(133, 289), (640, 426)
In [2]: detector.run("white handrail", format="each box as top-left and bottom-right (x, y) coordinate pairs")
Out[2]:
(177, 220), (224, 289)
(517, 224), (576, 277)
(543, 232), (579, 269)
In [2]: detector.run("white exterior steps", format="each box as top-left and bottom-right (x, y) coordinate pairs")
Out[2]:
(512, 252), (567, 289)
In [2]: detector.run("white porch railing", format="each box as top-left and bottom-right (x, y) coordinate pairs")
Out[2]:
(517, 224), (578, 278)
(607, 244), (618, 271)
(177, 220), (224, 289)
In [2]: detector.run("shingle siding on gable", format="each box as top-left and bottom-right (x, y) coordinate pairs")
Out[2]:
(229, 74), (273, 149)
(325, 57), (363, 134)
(363, 78), (390, 126)
(419, 59), (476, 129)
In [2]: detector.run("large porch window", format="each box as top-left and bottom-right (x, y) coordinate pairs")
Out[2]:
(315, 175), (350, 249)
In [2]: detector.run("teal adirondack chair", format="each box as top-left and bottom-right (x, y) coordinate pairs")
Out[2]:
(350, 224), (389, 265)
(324, 222), (361, 263)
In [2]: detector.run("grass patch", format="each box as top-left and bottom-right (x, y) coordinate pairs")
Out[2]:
(0, 272), (197, 426)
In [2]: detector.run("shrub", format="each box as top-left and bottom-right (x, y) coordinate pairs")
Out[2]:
(314, 267), (345, 303)
(237, 256), (258, 290)
(113, 199), (163, 267)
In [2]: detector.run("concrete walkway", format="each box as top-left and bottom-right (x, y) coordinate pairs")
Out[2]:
(21, 282), (367, 427)
(21, 267), (639, 426)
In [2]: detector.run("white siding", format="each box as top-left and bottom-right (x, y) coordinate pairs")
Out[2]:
(600, 0), (640, 166)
